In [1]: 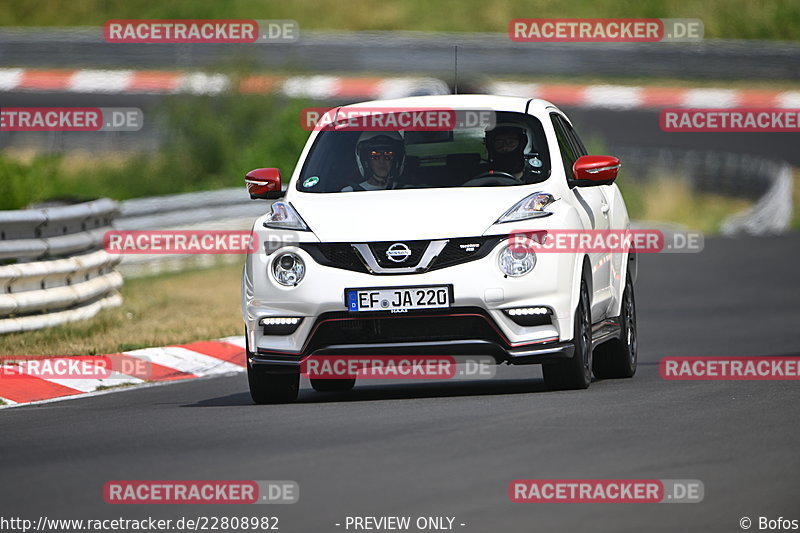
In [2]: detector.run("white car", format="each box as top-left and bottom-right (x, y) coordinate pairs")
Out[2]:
(242, 95), (638, 403)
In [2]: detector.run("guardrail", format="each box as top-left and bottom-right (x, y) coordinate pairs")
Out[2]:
(610, 147), (793, 235)
(721, 162), (793, 235)
(116, 188), (271, 277)
(0, 199), (121, 334)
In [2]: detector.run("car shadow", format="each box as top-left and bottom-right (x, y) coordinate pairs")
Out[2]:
(183, 377), (554, 407)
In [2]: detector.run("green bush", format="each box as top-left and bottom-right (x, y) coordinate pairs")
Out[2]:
(0, 94), (312, 209)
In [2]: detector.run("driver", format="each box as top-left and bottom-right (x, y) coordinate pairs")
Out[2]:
(341, 131), (406, 191)
(484, 124), (528, 179)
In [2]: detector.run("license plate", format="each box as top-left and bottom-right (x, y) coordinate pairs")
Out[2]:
(346, 286), (451, 312)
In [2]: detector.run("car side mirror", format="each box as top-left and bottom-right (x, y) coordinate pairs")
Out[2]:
(245, 168), (284, 199)
(571, 155), (620, 187)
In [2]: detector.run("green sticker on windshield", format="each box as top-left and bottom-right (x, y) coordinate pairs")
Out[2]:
(303, 176), (319, 188)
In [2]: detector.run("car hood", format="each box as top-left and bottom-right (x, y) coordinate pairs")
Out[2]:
(289, 187), (544, 242)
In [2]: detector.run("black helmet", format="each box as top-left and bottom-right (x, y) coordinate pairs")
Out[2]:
(485, 124), (528, 174)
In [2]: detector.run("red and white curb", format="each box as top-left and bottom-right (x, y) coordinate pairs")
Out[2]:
(487, 81), (800, 109)
(2, 67), (799, 109)
(0, 68), (448, 101)
(0, 336), (246, 408)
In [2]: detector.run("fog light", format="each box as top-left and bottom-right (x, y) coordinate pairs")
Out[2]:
(504, 307), (552, 326)
(508, 307), (549, 316)
(259, 316), (303, 335)
(260, 317), (302, 326)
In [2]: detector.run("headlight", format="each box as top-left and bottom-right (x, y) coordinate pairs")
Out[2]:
(498, 242), (536, 277)
(496, 192), (557, 223)
(272, 252), (305, 286)
(264, 201), (311, 231)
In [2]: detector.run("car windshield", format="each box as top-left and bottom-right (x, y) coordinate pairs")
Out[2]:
(296, 111), (550, 193)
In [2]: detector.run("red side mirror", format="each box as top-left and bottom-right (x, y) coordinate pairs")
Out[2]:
(245, 168), (284, 199)
(572, 155), (621, 187)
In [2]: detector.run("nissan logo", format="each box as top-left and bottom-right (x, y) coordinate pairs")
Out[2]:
(386, 243), (412, 263)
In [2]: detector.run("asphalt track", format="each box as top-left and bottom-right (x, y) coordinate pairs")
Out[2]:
(2, 29), (799, 80)
(1, 233), (799, 532)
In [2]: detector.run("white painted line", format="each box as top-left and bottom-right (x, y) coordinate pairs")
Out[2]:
(0, 68), (23, 91)
(282, 75), (340, 99)
(124, 346), (244, 376)
(0, 371), (242, 410)
(583, 85), (645, 109)
(775, 91), (800, 108)
(683, 88), (740, 108)
(178, 73), (231, 95)
(69, 69), (134, 93)
(218, 336), (247, 349)
(14, 357), (146, 393)
(488, 82), (539, 98)
(374, 77), (449, 100)
(44, 374), (144, 393)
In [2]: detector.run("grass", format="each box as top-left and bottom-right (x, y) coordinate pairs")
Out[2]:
(0, 262), (244, 357)
(94, 383), (140, 391)
(618, 174), (753, 233)
(1, 0), (799, 40)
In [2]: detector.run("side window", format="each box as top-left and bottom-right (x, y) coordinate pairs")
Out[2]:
(560, 117), (588, 157)
(549, 114), (577, 179)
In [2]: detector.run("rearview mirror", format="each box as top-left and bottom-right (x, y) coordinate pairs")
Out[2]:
(245, 168), (284, 199)
(571, 155), (620, 187)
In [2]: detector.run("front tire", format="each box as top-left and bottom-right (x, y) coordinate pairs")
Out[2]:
(247, 358), (300, 404)
(543, 278), (593, 390)
(593, 274), (637, 379)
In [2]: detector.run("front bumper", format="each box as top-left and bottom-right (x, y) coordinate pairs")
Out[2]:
(249, 339), (575, 368)
(244, 237), (580, 356)
(247, 306), (575, 370)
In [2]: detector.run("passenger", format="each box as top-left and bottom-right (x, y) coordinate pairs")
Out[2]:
(485, 124), (528, 179)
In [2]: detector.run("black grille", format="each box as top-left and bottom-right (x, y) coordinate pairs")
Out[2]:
(430, 236), (504, 270)
(299, 243), (368, 273)
(369, 240), (429, 268)
(301, 236), (506, 274)
(305, 307), (504, 353)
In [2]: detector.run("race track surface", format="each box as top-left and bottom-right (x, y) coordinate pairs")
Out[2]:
(1, 234), (799, 532)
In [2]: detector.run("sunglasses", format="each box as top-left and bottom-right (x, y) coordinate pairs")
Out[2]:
(369, 151), (395, 161)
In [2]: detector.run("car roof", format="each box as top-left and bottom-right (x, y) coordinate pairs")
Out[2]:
(341, 94), (559, 114)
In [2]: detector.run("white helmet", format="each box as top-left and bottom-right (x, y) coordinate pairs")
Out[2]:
(355, 131), (406, 178)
